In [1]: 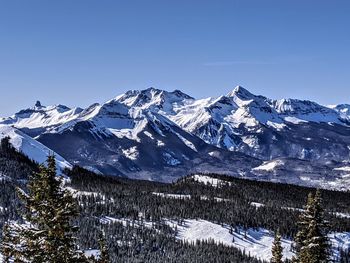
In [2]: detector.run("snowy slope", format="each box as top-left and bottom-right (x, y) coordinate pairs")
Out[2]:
(0, 125), (71, 173)
(98, 216), (350, 262)
(0, 101), (83, 137)
(329, 104), (350, 120)
(170, 219), (350, 262)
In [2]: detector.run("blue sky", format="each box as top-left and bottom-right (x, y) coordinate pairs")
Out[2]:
(0, 0), (349, 116)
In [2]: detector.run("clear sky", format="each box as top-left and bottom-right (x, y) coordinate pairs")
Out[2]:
(0, 0), (349, 116)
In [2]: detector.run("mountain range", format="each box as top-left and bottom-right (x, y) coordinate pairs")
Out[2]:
(1, 86), (350, 189)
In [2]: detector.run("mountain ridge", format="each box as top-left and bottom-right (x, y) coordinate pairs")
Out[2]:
(1, 86), (350, 189)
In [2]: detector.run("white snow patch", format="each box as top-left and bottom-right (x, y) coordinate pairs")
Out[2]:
(253, 160), (284, 172)
(175, 132), (198, 152)
(333, 212), (350, 219)
(251, 202), (265, 208)
(334, 166), (350, 172)
(143, 131), (154, 139)
(208, 151), (220, 158)
(191, 174), (231, 187)
(122, 146), (139, 160)
(284, 116), (308, 124)
(156, 140), (165, 147)
(267, 121), (286, 130)
(163, 152), (181, 166)
(152, 192), (191, 199)
(84, 249), (100, 259)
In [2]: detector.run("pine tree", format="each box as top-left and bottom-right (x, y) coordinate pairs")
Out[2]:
(293, 192), (314, 254)
(1, 223), (18, 262)
(0, 136), (11, 150)
(271, 229), (283, 263)
(294, 190), (330, 263)
(97, 232), (111, 263)
(1, 156), (87, 262)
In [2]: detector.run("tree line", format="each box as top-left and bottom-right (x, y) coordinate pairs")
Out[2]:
(1, 137), (350, 262)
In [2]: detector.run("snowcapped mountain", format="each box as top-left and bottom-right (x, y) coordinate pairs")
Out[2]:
(33, 95), (258, 181)
(114, 86), (350, 163)
(329, 104), (350, 120)
(0, 125), (71, 173)
(0, 101), (83, 137)
(2, 86), (350, 188)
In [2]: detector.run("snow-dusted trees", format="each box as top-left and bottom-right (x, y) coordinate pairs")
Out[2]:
(97, 233), (111, 263)
(271, 229), (283, 263)
(1, 156), (85, 262)
(293, 190), (330, 263)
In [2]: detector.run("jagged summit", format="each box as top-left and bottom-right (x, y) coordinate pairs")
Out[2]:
(35, 100), (42, 108)
(115, 87), (194, 110)
(227, 85), (255, 99)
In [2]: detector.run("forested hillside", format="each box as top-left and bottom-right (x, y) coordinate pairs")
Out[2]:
(1, 139), (350, 262)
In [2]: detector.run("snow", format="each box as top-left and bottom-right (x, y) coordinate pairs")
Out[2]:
(0, 103), (82, 130)
(334, 166), (350, 172)
(169, 219), (350, 262)
(208, 151), (220, 157)
(241, 135), (259, 148)
(169, 219), (293, 261)
(156, 140), (165, 147)
(152, 192), (230, 202)
(84, 249), (100, 259)
(163, 152), (181, 166)
(0, 125), (71, 173)
(108, 118), (148, 143)
(122, 146), (139, 160)
(333, 212), (350, 219)
(152, 192), (191, 199)
(266, 121), (286, 130)
(175, 132), (198, 152)
(100, 216), (155, 230)
(252, 160), (284, 171)
(191, 174), (231, 187)
(66, 187), (102, 198)
(95, 215), (350, 262)
(143, 131), (154, 139)
(284, 116), (308, 124)
(251, 202), (265, 208)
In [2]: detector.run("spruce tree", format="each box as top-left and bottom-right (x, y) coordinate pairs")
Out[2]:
(1, 156), (87, 262)
(293, 192), (314, 255)
(271, 229), (283, 263)
(97, 232), (111, 263)
(294, 190), (330, 263)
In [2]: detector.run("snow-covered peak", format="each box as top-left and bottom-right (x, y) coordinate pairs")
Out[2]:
(115, 87), (194, 113)
(227, 86), (258, 100)
(329, 104), (350, 120)
(0, 102), (83, 132)
(270, 98), (345, 124)
(273, 99), (330, 114)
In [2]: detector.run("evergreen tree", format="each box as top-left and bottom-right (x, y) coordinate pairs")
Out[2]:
(271, 229), (283, 263)
(1, 156), (86, 262)
(1, 223), (18, 262)
(97, 232), (111, 263)
(293, 192), (314, 257)
(0, 136), (11, 150)
(294, 190), (330, 263)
